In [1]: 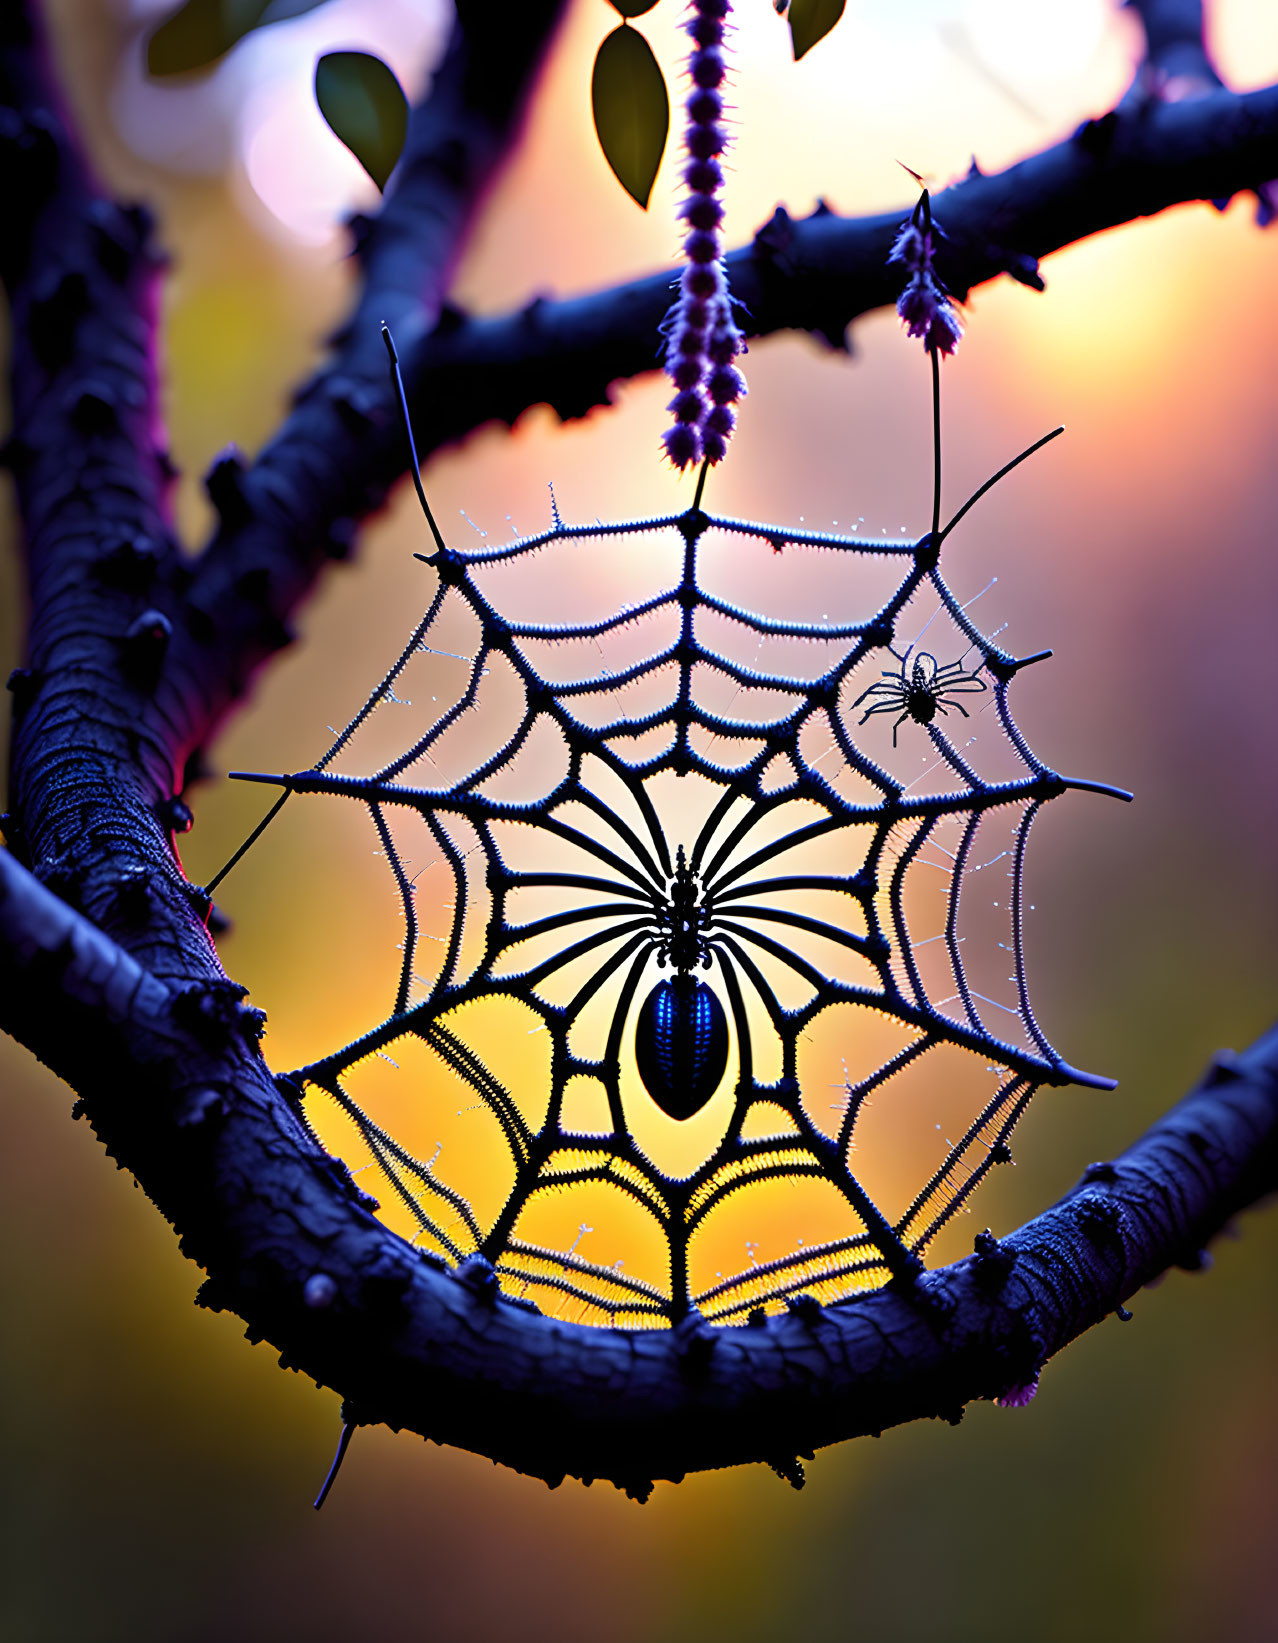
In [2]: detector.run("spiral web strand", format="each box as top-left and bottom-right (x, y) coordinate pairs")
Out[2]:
(231, 366), (1125, 1328)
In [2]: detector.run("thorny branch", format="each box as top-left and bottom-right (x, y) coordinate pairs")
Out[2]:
(1, 0), (1276, 1487)
(0, 845), (1274, 1492)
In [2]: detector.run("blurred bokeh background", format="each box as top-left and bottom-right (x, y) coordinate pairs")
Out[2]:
(3, 0), (1278, 1637)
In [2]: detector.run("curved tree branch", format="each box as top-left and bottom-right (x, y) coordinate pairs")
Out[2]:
(182, 0), (571, 741)
(3, 0), (1278, 1494)
(172, 69), (1278, 737)
(1, 845), (1273, 1493)
(376, 75), (1278, 484)
(0, 0), (568, 979)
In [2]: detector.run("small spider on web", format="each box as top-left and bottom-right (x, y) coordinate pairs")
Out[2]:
(852, 646), (989, 747)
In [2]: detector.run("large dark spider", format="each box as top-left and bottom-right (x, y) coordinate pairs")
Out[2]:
(218, 331), (1130, 1328)
(852, 646), (987, 746)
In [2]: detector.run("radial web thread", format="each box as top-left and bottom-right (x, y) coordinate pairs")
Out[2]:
(235, 430), (1124, 1328)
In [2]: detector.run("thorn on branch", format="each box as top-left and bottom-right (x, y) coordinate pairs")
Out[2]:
(342, 209), (374, 259)
(1205, 1049), (1246, 1086)
(95, 530), (159, 592)
(170, 979), (265, 1048)
(86, 199), (162, 279)
(204, 446), (253, 529)
(986, 245), (1043, 291)
(1075, 1192), (1125, 1262)
(768, 1455), (806, 1489)
(329, 377), (383, 431)
(753, 204), (796, 269)
(434, 301), (468, 337)
(812, 312), (852, 353)
(121, 608), (172, 687)
(324, 519), (358, 562)
(1074, 110), (1120, 157)
(6, 666), (41, 712)
(259, 615), (296, 654)
(194, 1277), (230, 1312)
(785, 1292), (825, 1325)
(111, 864), (152, 922)
(68, 383), (119, 436)
(158, 795), (194, 835)
(456, 1252), (499, 1303)
(971, 1228), (1017, 1291)
(314, 1148), (381, 1212)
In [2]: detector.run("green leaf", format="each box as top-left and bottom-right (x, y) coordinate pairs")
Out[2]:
(788, 0), (846, 61)
(607, 0), (662, 15)
(146, 0), (329, 76)
(147, 0), (269, 76)
(314, 51), (409, 193)
(591, 24), (669, 209)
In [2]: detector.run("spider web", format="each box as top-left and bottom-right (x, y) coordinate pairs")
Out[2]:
(233, 419), (1122, 1329)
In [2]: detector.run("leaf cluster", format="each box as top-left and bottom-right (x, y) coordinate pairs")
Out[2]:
(146, 0), (409, 192)
(587, 0), (849, 209)
(145, 0), (849, 209)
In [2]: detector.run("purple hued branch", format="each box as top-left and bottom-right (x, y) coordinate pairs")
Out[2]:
(1, 0), (1276, 1488)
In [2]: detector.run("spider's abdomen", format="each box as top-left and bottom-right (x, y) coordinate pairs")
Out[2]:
(635, 975), (729, 1121)
(906, 686), (938, 724)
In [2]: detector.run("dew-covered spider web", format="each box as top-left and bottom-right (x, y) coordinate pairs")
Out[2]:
(230, 370), (1124, 1330)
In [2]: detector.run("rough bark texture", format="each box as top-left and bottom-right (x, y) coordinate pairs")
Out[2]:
(376, 77), (1278, 470)
(2, 849), (1274, 1493)
(2, 0), (1277, 1492)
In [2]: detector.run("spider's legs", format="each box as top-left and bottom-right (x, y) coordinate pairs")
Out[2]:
(851, 678), (900, 711)
(858, 698), (907, 726)
(892, 712), (908, 747)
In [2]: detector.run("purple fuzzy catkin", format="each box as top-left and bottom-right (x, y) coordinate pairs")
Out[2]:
(889, 197), (963, 357)
(662, 0), (745, 472)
